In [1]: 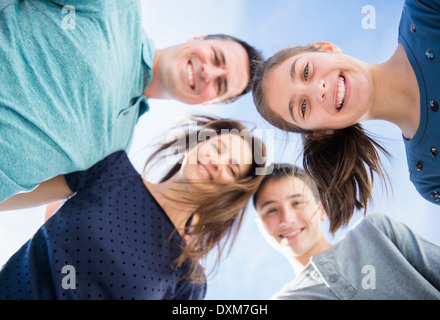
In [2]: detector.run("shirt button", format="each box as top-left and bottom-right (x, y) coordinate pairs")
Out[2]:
(416, 161), (423, 171)
(328, 274), (339, 283)
(425, 48), (434, 60)
(410, 23), (416, 33)
(431, 191), (440, 202)
(429, 100), (439, 112)
(313, 271), (320, 279)
(431, 147), (438, 158)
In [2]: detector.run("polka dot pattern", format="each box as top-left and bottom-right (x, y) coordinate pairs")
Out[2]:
(0, 151), (206, 300)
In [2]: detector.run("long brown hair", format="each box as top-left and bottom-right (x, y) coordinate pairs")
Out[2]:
(252, 45), (390, 234)
(143, 115), (267, 281)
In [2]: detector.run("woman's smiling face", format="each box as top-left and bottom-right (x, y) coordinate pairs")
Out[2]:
(263, 46), (374, 133)
(181, 133), (253, 185)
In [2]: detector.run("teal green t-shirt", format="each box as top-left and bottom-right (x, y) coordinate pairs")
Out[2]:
(0, 0), (154, 202)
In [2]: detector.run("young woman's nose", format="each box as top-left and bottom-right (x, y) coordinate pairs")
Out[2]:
(313, 79), (327, 102)
(302, 79), (326, 102)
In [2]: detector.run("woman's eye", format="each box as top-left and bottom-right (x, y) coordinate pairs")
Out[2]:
(229, 166), (235, 176)
(212, 143), (220, 153)
(303, 63), (309, 80)
(300, 101), (307, 117)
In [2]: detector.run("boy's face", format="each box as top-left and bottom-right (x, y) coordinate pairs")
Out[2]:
(256, 176), (326, 257)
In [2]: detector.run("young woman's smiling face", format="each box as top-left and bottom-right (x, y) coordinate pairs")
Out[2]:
(263, 48), (374, 132)
(181, 133), (253, 186)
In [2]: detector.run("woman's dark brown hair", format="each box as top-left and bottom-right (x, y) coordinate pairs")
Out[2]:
(252, 45), (390, 234)
(143, 115), (267, 281)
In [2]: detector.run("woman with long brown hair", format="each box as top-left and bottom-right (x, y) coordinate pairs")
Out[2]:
(0, 115), (266, 299)
(252, 0), (440, 234)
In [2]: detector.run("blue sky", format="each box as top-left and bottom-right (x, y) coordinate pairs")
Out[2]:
(1, 0), (440, 300)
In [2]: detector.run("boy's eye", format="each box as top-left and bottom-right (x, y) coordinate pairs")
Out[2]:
(303, 63), (309, 80)
(265, 208), (277, 215)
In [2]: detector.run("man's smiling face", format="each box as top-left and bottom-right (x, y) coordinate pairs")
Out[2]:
(155, 37), (250, 105)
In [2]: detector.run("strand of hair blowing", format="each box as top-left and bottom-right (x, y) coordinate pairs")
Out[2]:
(303, 124), (390, 234)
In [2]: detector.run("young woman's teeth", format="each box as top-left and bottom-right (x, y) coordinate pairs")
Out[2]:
(337, 75), (346, 110)
(187, 64), (195, 89)
(199, 164), (211, 179)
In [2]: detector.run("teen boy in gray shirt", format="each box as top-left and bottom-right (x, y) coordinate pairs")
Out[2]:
(254, 164), (440, 299)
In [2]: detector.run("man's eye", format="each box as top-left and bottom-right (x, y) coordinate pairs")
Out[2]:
(303, 63), (309, 80)
(216, 79), (222, 95)
(214, 52), (220, 66)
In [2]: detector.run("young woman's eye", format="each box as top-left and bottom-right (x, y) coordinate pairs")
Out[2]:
(303, 63), (309, 80)
(228, 166), (236, 176)
(212, 143), (220, 153)
(300, 101), (307, 117)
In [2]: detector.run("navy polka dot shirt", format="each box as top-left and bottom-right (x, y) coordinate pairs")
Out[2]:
(0, 151), (206, 300)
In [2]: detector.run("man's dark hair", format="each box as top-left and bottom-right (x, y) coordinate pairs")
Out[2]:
(205, 34), (263, 103)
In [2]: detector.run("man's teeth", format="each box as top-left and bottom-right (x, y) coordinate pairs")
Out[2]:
(187, 64), (195, 89)
(283, 229), (302, 238)
(337, 75), (346, 110)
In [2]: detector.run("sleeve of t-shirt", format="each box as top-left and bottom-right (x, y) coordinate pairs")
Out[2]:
(49, 0), (139, 13)
(65, 151), (129, 193)
(366, 214), (440, 291)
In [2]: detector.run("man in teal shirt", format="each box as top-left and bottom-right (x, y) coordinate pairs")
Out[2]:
(0, 0), (262, 202)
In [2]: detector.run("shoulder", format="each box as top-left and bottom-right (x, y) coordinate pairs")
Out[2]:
(65, 151), (139, 193)
(355, 213), (394, 236)
(357, 213), (411, 243)
(403, 0), (440, 30)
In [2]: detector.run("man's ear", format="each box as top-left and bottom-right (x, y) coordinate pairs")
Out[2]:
(200, 97), (221, 106)
(318, 203), (327, 222)
(188, 35), (207, 42)
(312, 41), (342, 54)
(304, 129), (335, 139)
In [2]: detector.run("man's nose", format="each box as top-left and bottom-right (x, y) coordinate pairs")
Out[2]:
(201, 63), (225, 83)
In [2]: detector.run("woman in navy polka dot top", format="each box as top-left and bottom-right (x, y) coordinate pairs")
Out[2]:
(0, 115), (267, 300)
